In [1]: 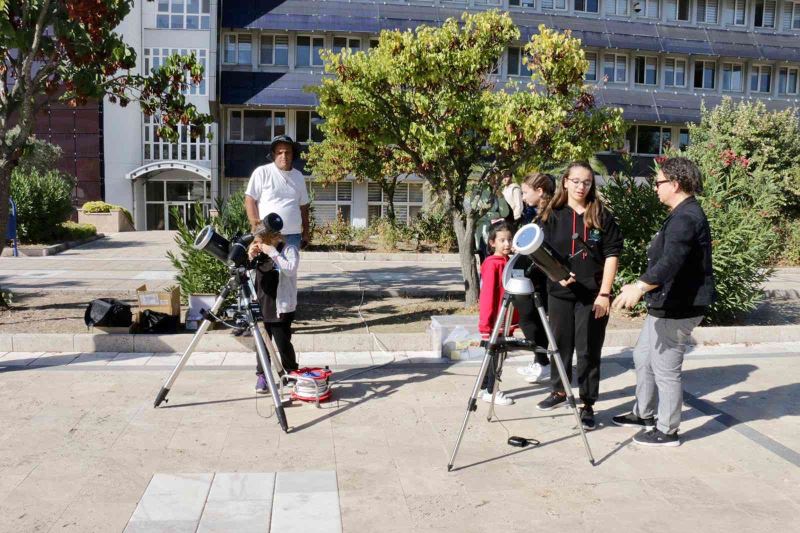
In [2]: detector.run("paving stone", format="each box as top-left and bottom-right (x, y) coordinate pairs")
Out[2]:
(271, 491), (341, 533)
(0, 351), (43, 366)
(196, 500), (270, 533)
(108, 352), (154, 365)
(207, 473), (275, 501)
(27, 351), (80, 367)
(67, 352), (119, 366)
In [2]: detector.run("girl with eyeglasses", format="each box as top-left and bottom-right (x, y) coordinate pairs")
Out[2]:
(535, 162), (623, 431)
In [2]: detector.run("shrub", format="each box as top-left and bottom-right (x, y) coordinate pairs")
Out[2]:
(411, 201), (456, 252)
(167, 199), (249, 302)
(81, 201), (134, 225)
(315, 212), (353, 250)
(601, 170), (666, 310)
(10, 168), (75, 243)
(53, 222), (97, 242)
(778, 219), (800, 265)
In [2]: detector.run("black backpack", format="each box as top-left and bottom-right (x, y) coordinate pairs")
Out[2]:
(84, 298), (133, 328)
(138, 309), (179, 334)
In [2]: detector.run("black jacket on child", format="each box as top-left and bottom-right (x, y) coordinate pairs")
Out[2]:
(542, 206), (624, 302)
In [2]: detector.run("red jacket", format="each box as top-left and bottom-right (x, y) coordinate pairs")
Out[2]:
(479, 255), (518, 339)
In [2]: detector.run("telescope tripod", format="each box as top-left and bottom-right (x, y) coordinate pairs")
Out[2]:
(153, 266), (289, 433)
(447, 290), (595, 471)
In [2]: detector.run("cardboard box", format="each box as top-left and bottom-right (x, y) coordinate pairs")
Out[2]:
(135, 285), (180, 317)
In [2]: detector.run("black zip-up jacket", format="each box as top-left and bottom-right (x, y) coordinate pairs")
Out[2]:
(543, 206), (624, 302)
(641, 196), (716, 318)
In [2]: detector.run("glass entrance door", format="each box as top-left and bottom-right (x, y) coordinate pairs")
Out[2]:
(145, 179), (211, 230)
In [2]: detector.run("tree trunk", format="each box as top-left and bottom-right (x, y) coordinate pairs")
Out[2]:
(451, 210), (479, 307)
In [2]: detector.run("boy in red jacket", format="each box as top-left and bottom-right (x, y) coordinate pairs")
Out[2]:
(478, 221), (518, 406)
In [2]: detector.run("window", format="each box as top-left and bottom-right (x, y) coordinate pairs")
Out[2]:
(679, 129), (690, 150)
(309, 181), (352, 224)
(260, 35), (289, 66)
(227, 110), (286, 142)
(144, 48), (207, 95)
(792, 2), (800, 29)
(694, 60), (716, 89)
(754, 0), (776, 27)
(507, 47), (533, 77)
(750, 65), (772, 93)
(625, 125), (672, 155)
(156, 0), (210, 30)
(640, 0), (660, 17)
(296, 36), (325, 67)
(369, 39), (380, 49)
(666, 0), (691, 20)
(367, 182), (424, 225)
(509, 0), (536, 6)
(664, 58), (687, 87)
(722, 63), (744, 91)
(606, 0), (628, 15)
(332, 37), (361, 54)
(778, 67), (799, 95)
(604, 54), (627, 83)
(696, 0), (720, 22)
(723, 0), (747, 24)
(585, 52), (597, 81)
(574, 0), (599, 12)
(224, 34), (252, 65)
(634, 57), (658, 85)
(143, 114), (212, 161)
(296, 111), (324, 143)
(541, 0), (567, 9)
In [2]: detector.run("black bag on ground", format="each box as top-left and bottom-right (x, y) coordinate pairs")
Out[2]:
(138, 309), (179, 334)
(84, 298), (133, 328)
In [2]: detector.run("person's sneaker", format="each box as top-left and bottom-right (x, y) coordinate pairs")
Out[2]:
(537, 391), (567, 411)
(517, 362), (551, 383)
(481, 389), (515, 406)
(612, 412), (655, 430)
(580, 405), (596, 431)
(255, 373), (269, 395)
(633, 428), (680, 447)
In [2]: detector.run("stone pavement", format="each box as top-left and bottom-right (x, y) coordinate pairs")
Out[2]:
(0, 343), (798, 532)
(1, 231), (798, 298)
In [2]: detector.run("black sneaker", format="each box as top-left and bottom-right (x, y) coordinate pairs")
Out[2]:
(633, 428), (680, 447)
(537, 391), (566, 411)
(612, 412), (655, 429)
(580, 406), (596, 431)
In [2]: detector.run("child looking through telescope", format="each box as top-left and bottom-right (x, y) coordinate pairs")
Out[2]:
(248, 222), (300, 393)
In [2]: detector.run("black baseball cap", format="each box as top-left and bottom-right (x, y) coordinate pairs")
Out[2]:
(270, 135), (298, 155)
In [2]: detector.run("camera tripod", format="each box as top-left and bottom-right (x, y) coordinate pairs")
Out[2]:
(447, 255), (595, 471)
(153, 265), (289, 433)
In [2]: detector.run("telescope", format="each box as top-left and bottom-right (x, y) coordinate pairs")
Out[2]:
(193, 213), (284, 267)
(511, 223), (571, 282)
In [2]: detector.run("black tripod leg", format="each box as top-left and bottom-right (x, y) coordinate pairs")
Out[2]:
(154, 288), (230, 407)
(447, 295), (512, 472)
(534, 299), (595, 465)
(251, 318), (288, 433)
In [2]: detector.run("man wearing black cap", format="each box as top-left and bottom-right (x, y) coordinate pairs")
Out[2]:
(244, 135), (310, 249)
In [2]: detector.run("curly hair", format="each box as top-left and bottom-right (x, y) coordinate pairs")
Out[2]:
(659, 157), (703, 195)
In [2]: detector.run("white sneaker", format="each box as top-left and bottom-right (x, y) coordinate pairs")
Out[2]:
(519, 362), (551, 383)
(517, 362), (538, 377)
(481, 389), (515, 405)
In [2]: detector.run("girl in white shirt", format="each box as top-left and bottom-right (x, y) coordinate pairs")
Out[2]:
(248, 223), (300, 393)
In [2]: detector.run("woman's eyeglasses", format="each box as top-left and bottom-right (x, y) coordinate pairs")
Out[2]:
(566, 178), (593, 188)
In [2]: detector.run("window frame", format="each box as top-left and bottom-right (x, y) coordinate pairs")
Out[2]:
(295, 110), (324, 144)
(226, 108), (288, 143)
(367, 181), (425, 226)
(664, 57), (688, 88)
(332, 36), (362, 54)
(603, 53), (628, 83)
(750, 64), (773, 93)
(722, 62), (745, 92)
(223, 33), (253, 66)
(295, 35), (326, 68)
(753, 0), (777, 28)
(156, 0), (210, 30)
(696, 0), (720, 23)
(508, 0), (536, 6)
(722, 0), (747, 25)
(507, 46), (533, 78)
(793, 2), (800, 30)
(574, 0), (600, 13)
(778, 66), (800, 95)
(309, 180), (353, 225)
(585, 52), (598, 81)
(634, 55), (659, 86)
(144, 48), (207, 95)
(626, 124), (673, 156)
(694, 59), (717, 90)
(143, 113), (212, 162)
(259, 34), (289, 66)
(540, 0), (568, 9)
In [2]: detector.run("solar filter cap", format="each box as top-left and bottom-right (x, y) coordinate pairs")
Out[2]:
(263, 213), (284, 233)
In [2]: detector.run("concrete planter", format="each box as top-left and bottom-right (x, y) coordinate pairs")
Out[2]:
(78, 209), (134, 232)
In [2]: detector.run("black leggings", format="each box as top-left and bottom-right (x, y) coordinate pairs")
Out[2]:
(547, 295), (608, 406)
(256, 311), (299, 375)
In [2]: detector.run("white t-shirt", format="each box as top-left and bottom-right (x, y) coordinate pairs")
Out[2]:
(244, 162), (309, 235)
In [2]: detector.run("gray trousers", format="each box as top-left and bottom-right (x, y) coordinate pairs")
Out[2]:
(631, 314), (703, 435)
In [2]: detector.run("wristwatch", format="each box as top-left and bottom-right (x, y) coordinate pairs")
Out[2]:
(635, 280), (648, 293)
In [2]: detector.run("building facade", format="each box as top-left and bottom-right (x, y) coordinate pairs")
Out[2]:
(104, 0), (219, 230)
(109, 0), (800, 229)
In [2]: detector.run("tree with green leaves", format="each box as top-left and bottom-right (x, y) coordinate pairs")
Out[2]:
(0, 0), (212, 254)
(305, 131), (414, 225)
(311, 11), (624, 305)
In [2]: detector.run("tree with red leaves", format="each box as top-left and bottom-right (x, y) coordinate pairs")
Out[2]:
(0, 0), (212, 254)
